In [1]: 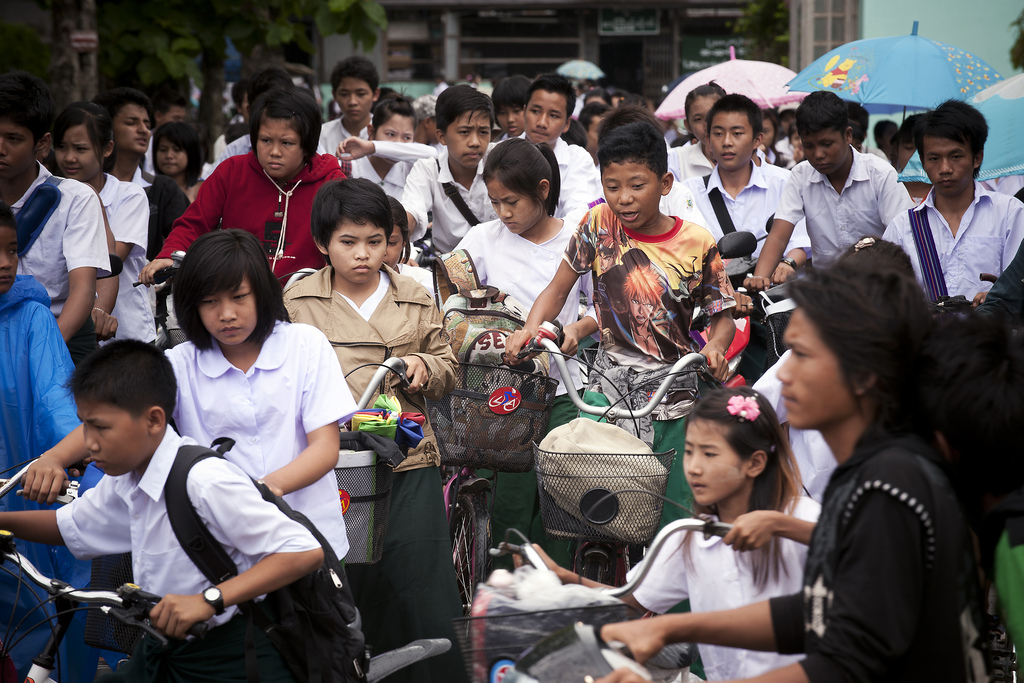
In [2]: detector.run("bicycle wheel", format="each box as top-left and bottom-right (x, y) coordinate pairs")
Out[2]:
(577, 545), (613, 585)
(450, 492), (491, 615)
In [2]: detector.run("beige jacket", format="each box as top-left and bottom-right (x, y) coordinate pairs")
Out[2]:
(284, 265), (457, 471)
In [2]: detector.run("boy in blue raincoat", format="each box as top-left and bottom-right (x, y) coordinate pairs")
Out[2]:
(0, 202), (96, 682)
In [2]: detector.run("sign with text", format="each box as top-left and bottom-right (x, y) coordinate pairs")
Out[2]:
(599, 9), (660, 36)
(70, 30), (99, 53)
(680, 36), (747, 73)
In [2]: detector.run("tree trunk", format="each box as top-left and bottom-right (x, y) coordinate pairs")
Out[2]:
(79, 0), (99, 101)
(199, 47), (226, 165)
(48, 0), (99, 111)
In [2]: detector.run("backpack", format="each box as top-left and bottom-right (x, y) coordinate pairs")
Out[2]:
(164, 442), (369, 683)
(15, 176), (62, 256)
(433, 249), (548, 374)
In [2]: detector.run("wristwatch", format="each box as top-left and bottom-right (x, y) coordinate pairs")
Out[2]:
(202, 586), (225, 615)
(780, 256), (798, 270)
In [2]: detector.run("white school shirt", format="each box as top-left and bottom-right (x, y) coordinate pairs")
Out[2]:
(659, 182), (709, 229)
(402, 148), (497, 254)
(13, 163), (110, 316)
(210, 136), (253, 174)
(683, 161), (812, 258)
(317, 118), (369, 157)
(882, 183), (1024, 299)
(673, 141), (715, 182)
(753, 349), (836, 502)
(336, 270), (391, 321)
(98, 173), (155, 342)
(349, 141), (437, 201)
(628, 497), (821, 681)
(983, 174), (1024, 197)
(776, 147), (914, 268)
(165, 321), (357, 559)
(455, 219), (596, 396)
(56, 428), (320, 629)
(512, 134), (601, 219)
(397, 263), (434, 295)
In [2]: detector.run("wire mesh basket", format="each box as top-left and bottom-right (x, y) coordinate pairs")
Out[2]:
(83, 553), (143, 654)
(453, 602), (640, 683)
(335, 450), (394, 565)
(427, 364), (558, 472)
(533, 446), (676, 545)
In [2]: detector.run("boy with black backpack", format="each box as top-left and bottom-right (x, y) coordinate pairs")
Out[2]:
(0, 340), (326, 681)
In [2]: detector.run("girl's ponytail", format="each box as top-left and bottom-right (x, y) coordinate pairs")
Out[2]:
(483, 137), (562, 217)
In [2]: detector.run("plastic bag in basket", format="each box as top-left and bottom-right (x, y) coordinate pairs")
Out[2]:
(350, 395), (425, 448)
(536, 419), (670, 544)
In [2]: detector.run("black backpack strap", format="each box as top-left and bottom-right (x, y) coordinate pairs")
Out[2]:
(438, 156), (481, 226)
(15, 177), (63, 256)
(703, 173), (737, 235)
(165, 444), (239, 584)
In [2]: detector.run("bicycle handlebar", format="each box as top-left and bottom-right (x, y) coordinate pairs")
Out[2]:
(356, 357), (411, 410)
(0, 531), (207, 646)
(0, 462), (78, 505)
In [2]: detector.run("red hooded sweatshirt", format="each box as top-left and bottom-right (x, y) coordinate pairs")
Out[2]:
(158, 150), (344, 277)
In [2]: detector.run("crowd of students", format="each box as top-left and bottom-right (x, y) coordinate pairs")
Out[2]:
(0, 52), (1023, 683)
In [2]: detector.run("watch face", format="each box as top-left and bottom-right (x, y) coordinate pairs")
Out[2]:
(204, 587), (221, 601)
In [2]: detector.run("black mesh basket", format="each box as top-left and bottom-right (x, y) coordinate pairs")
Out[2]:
(427, 364), (558, 472)
(83, 553), (143, 654)
(453, 602), (640, 683)
(533, 446), (675, 545)
(335, 450), (394, 565)
(764, 308), (793, 370)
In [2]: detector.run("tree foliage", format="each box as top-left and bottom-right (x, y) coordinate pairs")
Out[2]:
(0, 21), (51, 79)
(732, 0), (789, 67)
(97, 0), (388, 87)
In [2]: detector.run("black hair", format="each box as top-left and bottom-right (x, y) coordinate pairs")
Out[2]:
(248, 86), (322, 162)
(795, 90), (850, 137)
(152, 122), (203, 187)
(371, 95), (416, 133)
(435, 84), (494, 133)
(483, 137), (561, 217)
(70, 339), (177, 418)
(789, 261), (932, 436)
(686, 386), (803, 589)
(330, 56), (380, 93)
(838, 237), (914, 277)
(0, 201), (15, 230)
(310, 178), (395, 250)
(151, 87), (188, 116)
(595, 104), (662, 143)
(527, 73), (575, 118)
(583, 88), (610, 105)
(53, 102), (114, 174)
(93, 87), (153, 125)
(917, 315), (1024, 508)
(492, 75), (531, 112)
(846, 102), (869, 135)
(247, 67), (293, 111)
(914, 99), (989, 178)
(874, 120), (897, 147)
(579, 101), (611, 133)
(597, 120), (668, 178)
(896, 114), (924, 147)
(0, 70), (54, 143)
(619, 93), (647, 109)
(561, 118), (587, 148)
(683, 82), (726, 121)
(387, 195), (412, 263)
(849, 119), (866, 148)
(174, 230), (288, 351)
(377, 86), (396, 102)
(706, 94), (764, 137)
(231, 79), (250, 109)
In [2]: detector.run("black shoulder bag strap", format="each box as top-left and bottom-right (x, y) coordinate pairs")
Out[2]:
(703, 173), (736, 235)
(437, 158), (481, 226)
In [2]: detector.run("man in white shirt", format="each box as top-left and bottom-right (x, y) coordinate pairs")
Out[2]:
(519, 74), (601, 217)
(317, 56), (380, 160)
(747, 91), (914, 290)
(883, 100), (1024, 304)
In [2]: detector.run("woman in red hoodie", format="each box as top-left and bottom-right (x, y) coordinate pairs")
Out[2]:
(140, 86), (344, 282)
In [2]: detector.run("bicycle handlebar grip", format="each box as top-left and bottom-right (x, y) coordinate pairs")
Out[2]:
(393, 358), (411, 388)
(187, 622), (208, 638)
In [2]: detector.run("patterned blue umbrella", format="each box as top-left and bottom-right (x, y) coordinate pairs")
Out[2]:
(788, 22), (1002, 110)
(557, 60), (605, 81)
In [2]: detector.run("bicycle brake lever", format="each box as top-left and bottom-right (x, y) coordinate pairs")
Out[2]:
(105, 606), (169, 647)
(702, 520), (733, 539)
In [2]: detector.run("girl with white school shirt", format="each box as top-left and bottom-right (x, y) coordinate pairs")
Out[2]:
(455, 138), (598, 567)
(339, 95), (437, 200)
(53, 102), (154, 342)
(531, 388), (819, 681)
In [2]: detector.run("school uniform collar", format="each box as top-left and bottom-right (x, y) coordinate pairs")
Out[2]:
(707, 160), (769, 196)
(437, 147), (486, 183)
(116, 427), (190, 503)
(98, 173), (119, 206)
(11, 162), (50, 210)
(918, 181), (992, 213)
(516, 132), (571, 167)
(808, 146), (870, 188)
(196, 320), (289, 378)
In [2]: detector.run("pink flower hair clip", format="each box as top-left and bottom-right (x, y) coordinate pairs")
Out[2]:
(727, 395), (760, 422)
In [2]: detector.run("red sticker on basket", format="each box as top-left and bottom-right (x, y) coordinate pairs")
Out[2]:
(488, 387), (522, 414)
(338, 489), (351, 514)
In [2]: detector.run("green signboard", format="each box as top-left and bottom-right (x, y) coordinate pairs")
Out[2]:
(680, 36), (748, 72)
(599, 9), (660, 36)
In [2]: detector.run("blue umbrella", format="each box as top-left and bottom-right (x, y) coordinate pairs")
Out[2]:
(557, 60), (605, 81)
(788, 21), (1002, 110)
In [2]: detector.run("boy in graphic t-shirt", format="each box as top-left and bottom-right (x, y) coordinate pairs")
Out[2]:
(508, 120), (735, 523)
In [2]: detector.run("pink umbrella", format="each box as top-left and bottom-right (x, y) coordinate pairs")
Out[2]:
(656, 46), (806, 120)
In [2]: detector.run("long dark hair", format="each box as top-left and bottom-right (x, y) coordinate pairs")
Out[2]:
(483, 137), (561, 217)
(53, 102), (114, 177)
(682, 387), (802, 590)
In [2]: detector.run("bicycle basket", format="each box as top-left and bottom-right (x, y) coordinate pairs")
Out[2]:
(453, 602), (640, 683)
(533, 445), (676, 545)
(335, 450), (394, 565)
(427, 364), (558, 472)
(83, 553), (143, 654)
